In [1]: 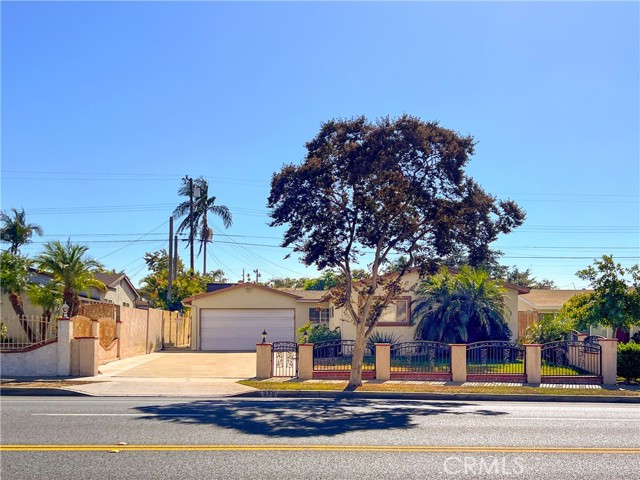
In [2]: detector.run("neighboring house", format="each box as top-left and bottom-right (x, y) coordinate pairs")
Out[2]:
(1, 270), (141, 318)
(518, 288), (638, 341)
(183, 283), (326, 351)
(90, 272), (141, 308)
(329, 269), (529, 343)
(518, 289), (592, 316)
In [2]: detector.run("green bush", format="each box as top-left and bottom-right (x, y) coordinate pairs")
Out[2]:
(617, 342), (640, 383)
(296, 322), (341, 343)
(522, 314), (576, 344)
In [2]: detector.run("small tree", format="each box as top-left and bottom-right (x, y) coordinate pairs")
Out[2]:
(0, 251), (35, 341)
(268, 115), (525, 386)
(413, 266), (512, 343)
(559, 256), (640, 333)
(27, 281), (62, 339)
(522, 313), (576, 344)
(34, 240), (106, 317)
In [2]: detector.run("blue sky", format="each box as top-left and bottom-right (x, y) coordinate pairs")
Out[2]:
(2, 1), (638, 290)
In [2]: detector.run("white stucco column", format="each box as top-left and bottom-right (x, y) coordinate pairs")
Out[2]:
(450, 344), (467, 383)
(298, 343), (314, 380)
(375, 343), (391, 381)
(524, 344), (541, 384)
(57, 317), (73, 376)
(256, 343), (272, 379)
(599, 338), (618, 386)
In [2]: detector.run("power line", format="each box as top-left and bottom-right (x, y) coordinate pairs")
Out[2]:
(96, 220), (169, 261)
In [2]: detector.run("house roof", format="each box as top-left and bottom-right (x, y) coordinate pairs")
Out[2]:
(183, 282), (304, 305)
(518, 289), (592, 310)
(275, 288), (327, 302)
(93, 272), (140, 299)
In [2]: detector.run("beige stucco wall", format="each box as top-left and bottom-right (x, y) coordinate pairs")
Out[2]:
(98, 339), (119, 365)
(330, 271), (521, 342)
(0, 341), (58, 377)
(147, 308), (164, 353)
(188, 286), (320, 350)
(119, 306), (148, 358)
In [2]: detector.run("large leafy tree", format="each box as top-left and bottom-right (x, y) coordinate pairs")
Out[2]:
(0, 208), (43, 254)
(139, 249), (226, 310)
(34, 240), (106, 317)
(268, 115), (525, 386)
(505, 267), (557, 290)
(558, 256), (640, 333)
(173, 177), (233, 274)
(0, 251), (35, 340)
(413, 266), (512, 343)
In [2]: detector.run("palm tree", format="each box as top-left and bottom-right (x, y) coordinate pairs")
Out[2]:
(0, 208), (43, 254)
(413, 266), (512, 343)
(172, 177), (232, 274)
(27, 281), (63, 339)
(34, 240), (106, 317)
(0, 251), (35, 340)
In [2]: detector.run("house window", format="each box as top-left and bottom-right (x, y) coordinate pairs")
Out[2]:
(123, 302), (130, 307)
(309, 307), (331, 325)
(377, 297), (411, 326)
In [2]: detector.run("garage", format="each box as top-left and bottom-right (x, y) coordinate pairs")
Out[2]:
(200, 308), (295, 351)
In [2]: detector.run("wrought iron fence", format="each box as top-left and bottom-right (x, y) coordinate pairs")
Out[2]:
(566, 330), (580, 342)
(390, 341), (451, 374)
(0, 315), (58, 351)
(271, 341), (298, 377)
(583, 335), (604, 353)
(466, 341), (525, 375)
(541, 341), (601, 377)
(313, 340), (375, 371)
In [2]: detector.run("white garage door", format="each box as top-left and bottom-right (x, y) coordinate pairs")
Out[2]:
(200, 309), (294, 351)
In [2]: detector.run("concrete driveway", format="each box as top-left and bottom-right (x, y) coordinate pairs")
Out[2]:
(100, 351), (257, 379)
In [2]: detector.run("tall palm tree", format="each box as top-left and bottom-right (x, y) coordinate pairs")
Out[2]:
(172, 177), (232, 274)
(34, 240), (106, 317)
(413, 266), (512, 343)
(0, 208), (43, 254)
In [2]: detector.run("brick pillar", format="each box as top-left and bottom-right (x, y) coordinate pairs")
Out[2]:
(599, 338), (618, 385)
(57, 317), (73, 376)
(450, 344), (467, 383)
(577, 333), (588, 342)
(524, 344), (541, 384)
(375, 343), (391, 381)
(298, 343), (314, 380)
(256, 343), (272, 379)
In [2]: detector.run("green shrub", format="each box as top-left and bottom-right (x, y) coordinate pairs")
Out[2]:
(366, 331), (401, 350)
(522, 314), (576, 344)
(617, 342), (640, 383)
(296, 322), (341, 343)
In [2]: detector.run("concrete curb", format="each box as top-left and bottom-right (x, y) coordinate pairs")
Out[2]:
(235, 390), (640, 403)
(1, 388), (89, 397)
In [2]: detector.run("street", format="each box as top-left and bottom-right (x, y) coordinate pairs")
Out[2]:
(1, 397), (639, 479)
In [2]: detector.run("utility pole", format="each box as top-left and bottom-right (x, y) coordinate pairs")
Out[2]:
(173, 234), (179, 280)
(253, 269), (261, 284)
(168, 217), (173, 303)
(183, 175), (195, 273)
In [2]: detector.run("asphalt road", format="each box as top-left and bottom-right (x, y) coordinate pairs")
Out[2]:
(1, 397), (639, 479)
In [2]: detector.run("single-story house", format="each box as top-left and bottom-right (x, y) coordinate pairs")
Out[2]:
(518, 288), (638, 341)
(330, 269), (529, 343)
(183, 283), (326, 351)
(91, 272), (142, 308)
(185, 270), (530, 351)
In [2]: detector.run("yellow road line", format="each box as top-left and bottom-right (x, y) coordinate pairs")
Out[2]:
(2, 445), (639, 454)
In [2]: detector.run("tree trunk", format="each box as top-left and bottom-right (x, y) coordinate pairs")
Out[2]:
(8, 292), (36, 342)
(63, 288), (80, 318)
(348, 320), (368, 387)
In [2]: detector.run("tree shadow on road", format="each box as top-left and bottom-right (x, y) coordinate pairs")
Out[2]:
(135, 399), (507, 438)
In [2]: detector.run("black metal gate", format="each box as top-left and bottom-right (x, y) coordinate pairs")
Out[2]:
(271, 341), (298, 377)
